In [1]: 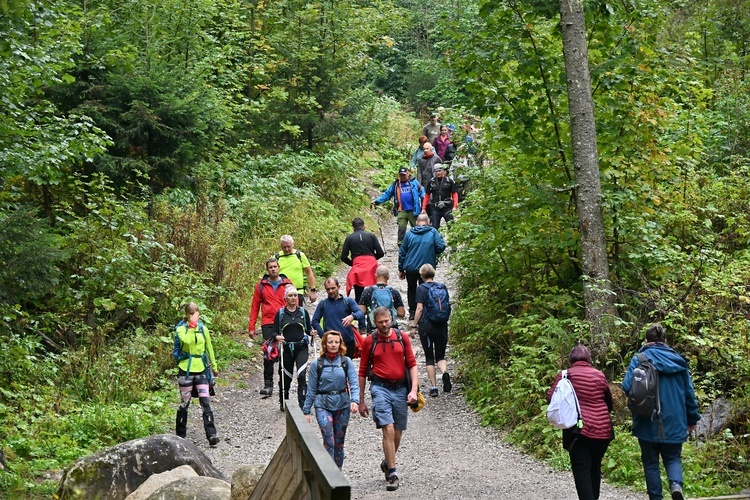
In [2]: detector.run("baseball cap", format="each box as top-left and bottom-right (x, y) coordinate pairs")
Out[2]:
(398, 167), (409, 175)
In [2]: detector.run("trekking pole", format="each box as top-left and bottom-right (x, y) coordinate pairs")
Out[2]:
(280, 341), (286, 411)
(374, 209), (387, 254)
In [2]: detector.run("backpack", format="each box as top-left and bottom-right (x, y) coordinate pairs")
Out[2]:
(366, 328), (405, 382)
(547, 370), (581, 430)
(628, 353), (661, 420)
(274, 250), (302, 263)
(367, 285), (398, 328)
(422, 282), (451, 323)
(316, 356), (351, 382)
(173, 320), (204, 362)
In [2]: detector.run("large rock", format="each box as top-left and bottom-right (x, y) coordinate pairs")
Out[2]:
(696, 397), (733, 439)
(126, 465), (198, 500)
(56, 434), (226, 499)
(147, 476), (230, 500)
(230, 465), (265, 500)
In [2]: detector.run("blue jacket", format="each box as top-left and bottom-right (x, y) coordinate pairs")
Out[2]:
(621, 343), (700, 443)
(302, 354), (360, 414)
(374, 178), (424, 217)
(398, 225), (446, 272)
(312, 295), (365, 343)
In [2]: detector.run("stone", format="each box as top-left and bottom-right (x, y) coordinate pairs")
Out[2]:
(147, 476), (230, 500)
(56, 434), (226, 500)
(695, 397), (733, 439)
(230, 464), (265, 500)
(125, 464), (198, 500)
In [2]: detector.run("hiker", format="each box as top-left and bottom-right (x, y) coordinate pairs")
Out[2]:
(372, 167), (425, 247)
(411, 263), (452, 397)
(409, 136), (429, 170)
(621, 323), (700, 500)
(248, 258), (294, 397)
(358, 307), (419, 492)
(546, 344), (614, 500)
(274, 286), (314, 411)
(422, 164), (459, 230)
(421, 111), (442, 142)
(416, 142), (442, 188)
(312, 277), (365, 359)
(432, 125), (451, 161)
(275, 235), (317, 306)
(398, 213), (446, 320)
(341, 217), (385, 303)
(359, 265), (406, 332)
(175, 302), (220, 446)
(303, 330), (360, 470)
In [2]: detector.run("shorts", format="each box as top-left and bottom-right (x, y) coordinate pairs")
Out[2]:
(370, 383), (408, 431)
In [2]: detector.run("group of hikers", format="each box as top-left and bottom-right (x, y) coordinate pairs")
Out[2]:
(172, 110), (700, 498)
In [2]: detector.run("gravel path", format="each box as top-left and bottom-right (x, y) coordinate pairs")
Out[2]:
(181, 211), (646, 499)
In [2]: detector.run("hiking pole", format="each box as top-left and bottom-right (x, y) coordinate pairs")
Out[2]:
(280, 340), (286, 411)
(374, 209), (386, 254)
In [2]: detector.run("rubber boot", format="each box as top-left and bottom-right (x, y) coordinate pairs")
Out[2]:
(297, 381), (307, 409)
(259, 379), (273, 396)
(176, 408), (188, 438)
(203, 410), (219, 445)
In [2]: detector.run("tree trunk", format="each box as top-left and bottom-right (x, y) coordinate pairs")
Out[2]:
(559, 0), (617, 355)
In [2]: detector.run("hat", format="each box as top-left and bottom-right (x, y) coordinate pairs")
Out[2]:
(398, 167), (409, 175)
(430, 111), (439, 117)
(434, 164), (446, 171)
(410, 391), (426, 412)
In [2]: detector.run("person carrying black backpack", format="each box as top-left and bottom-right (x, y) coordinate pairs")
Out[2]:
(621, 323), (701, 500)
(411, 263), (452, 398)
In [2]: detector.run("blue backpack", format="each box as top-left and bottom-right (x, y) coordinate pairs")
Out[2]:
(367, 285), (398, 328)
(422, 282), (451, 323)
(173, 319), (205, 362)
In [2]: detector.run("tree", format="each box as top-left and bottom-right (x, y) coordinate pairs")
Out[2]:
(558, 0), (617, 352)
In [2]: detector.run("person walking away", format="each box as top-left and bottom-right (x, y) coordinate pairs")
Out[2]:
(432, 125), (451, 161)
(546, 344), (614, 500)
(421, 112), (441, 142)
(248, 258), (294, 396)
(303, 331), (360, 470)
(409, 136), (429, 170)
(358, 307), (419, 492)
(175, 302), (220, 446)
(373, 168), (425, 247)
(417, 142), (442, 188)
(312, 278), (365, 359)
(341, 217), (385, 303)
(359, 265), (406, 332)
(411, 263), (452, 397)
(274, 286), (314, 411)
(398, 213), (446, 321)
(275, 235), (318, 307)
(621, 323), (700, 500)
(422, 164), (458, 230)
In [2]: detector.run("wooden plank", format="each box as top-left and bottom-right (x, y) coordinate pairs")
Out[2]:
(690, 496), (750, 500)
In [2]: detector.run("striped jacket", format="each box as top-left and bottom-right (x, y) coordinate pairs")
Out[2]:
(547, 360), (614, 440)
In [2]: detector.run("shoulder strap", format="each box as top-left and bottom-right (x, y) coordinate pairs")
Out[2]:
(274, 250), (302, 263)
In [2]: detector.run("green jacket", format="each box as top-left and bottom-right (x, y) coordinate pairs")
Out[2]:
(177, 323), (217, 374)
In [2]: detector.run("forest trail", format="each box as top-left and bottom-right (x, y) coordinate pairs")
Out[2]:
(182, 205), (645, 499)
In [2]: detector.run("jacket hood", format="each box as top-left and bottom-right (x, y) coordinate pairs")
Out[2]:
(411, 225), (433, 235)
(638, 343), (689, 375)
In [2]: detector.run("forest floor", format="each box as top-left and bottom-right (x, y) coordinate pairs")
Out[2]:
(181, 207), (646, 499)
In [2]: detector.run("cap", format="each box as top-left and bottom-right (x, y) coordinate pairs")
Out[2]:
(434, 164), (446, 171)
(398, 167), (409, 175)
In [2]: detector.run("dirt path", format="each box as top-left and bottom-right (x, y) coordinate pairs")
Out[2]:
(183, 210), (645, 499)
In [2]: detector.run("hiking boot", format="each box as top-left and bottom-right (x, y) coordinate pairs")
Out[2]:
(669, 482), (684, 500)
(442, 372), (452, 393)
(259, 379), (273, 396)
(207, 435), (220, 446)
(386, 474), (399, 491)
(429, 387), (439, 397)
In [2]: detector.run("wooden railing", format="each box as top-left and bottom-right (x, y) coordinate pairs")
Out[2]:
(249, 403), (350, 499)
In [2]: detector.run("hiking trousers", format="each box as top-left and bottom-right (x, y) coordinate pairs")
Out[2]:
(638, 439), (683, 500)
(396, 211), (417, 245)
(261, 324), (276, 383)
(176, 371), (217, 439)
(279, 342), (309, 408)
(405, 270), (422, 318)
(430, 206), (453, 230)
(314, 406), (351, 469)
(418, 320), (448, 365)
(568, 435), (610, 500)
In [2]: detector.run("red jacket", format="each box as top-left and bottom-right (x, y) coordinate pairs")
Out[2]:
(547, 361), (614, 441)
(248, 275), (294, 330)
(358, 329), (417, 382)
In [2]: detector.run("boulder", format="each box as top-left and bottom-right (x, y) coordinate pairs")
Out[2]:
(147, 476), (230, 500)
(56, 434), (226, 500)
(230, 465), (265, 500)
(696, 397), (733, 439)
(126, 465), (198, 500)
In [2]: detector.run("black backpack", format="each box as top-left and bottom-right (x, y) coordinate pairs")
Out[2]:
(627, 352), (664, 437)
